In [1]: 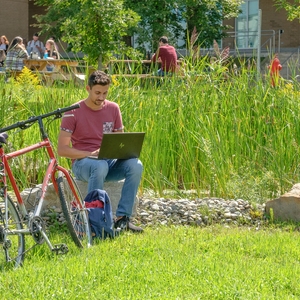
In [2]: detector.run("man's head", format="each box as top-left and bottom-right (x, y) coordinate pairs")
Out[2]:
(33, 33), (39, 41)
(88, 70), (111, 88)
(86, 71), (111, 109)
(159, 36), (168, 45)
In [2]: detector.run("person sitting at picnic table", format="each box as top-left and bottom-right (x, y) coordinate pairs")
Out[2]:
(5, 36), (29, 72)
(151, 36), (178, 76)
(44, 39), (60, 71)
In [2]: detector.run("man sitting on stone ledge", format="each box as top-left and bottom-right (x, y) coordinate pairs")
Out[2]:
(57, 70), (143, 233)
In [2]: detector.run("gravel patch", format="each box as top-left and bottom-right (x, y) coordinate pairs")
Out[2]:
(42, 194), (266, 230)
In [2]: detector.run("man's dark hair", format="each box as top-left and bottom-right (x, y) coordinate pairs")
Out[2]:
(159, 36), (168, 44)
(33, 33), (39, 37)
(88, 70), (111, 87)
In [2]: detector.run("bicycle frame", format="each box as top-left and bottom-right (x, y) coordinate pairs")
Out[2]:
(0, 105), (90, 260)
(1, 136), (83, 220)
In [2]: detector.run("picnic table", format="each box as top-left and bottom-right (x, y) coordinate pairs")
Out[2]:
(23, 59), (79, 85)
(23, 59), (78, 72)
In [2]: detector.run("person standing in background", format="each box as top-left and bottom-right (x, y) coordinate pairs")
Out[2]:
(269, 53), (282, 87)
(0, 35), (9, 53)
(26, 33), (45, 58)
(151, 36), (178, 76)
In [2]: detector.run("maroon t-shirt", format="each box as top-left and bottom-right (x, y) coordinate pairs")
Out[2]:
(60, 99), (123, 152)
(152, 45), (177, 72)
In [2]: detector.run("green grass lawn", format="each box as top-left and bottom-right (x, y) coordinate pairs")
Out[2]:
(1, 226), (300, 299)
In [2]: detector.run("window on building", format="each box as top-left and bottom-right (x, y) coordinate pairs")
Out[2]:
(236, 0), (259, 48)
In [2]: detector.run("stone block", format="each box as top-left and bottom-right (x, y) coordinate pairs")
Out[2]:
(265, 183), (300, 222)
(21, 184), (59, 211)
(21, 179), (137, 216)
(75, 180), (138, 216)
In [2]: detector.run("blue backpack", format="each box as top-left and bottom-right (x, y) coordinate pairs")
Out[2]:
(84, 189), (116, 239)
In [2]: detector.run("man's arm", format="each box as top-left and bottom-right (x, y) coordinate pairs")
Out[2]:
(57, 130), (98, 159)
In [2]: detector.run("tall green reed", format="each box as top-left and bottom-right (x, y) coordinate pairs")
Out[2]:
(1, 65), (300, 203)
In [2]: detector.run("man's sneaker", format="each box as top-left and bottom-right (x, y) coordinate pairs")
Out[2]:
(114, 216), (143, 233)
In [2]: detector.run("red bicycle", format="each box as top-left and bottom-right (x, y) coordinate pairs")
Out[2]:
(0, 105), (92, 268)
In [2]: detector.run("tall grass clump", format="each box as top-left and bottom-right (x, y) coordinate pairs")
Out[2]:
(1, 62), (300, 203)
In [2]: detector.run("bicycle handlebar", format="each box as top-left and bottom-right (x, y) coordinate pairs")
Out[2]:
(0, 104), (80, 134)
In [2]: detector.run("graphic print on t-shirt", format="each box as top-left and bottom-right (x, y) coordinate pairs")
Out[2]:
(103, 122), (114, 133)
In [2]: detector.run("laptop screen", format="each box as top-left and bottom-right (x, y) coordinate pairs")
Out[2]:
(97, 132), (145, 159)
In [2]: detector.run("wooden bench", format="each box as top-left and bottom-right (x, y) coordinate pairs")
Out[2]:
(110, 73), (189, 87)
(30, 70), (62, 86)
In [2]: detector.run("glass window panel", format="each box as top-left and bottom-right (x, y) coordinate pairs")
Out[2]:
(236, 0), (259, 49)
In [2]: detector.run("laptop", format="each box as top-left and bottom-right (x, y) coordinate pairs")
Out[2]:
(92, 132), (145, 159)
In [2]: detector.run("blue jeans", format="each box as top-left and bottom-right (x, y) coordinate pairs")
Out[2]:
(157, 69), (167, 76)
(72, 158), (143, 217)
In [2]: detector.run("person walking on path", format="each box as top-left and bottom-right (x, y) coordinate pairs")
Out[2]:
(57, 70), (144, 233)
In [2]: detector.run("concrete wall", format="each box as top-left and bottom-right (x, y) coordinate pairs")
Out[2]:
(0, 0), (28, 43)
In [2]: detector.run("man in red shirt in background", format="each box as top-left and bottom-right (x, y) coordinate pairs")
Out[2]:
(151, 36), (178, 76)
(269, 53), (282, 87)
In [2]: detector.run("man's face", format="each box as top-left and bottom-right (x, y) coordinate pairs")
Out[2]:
(86, 84), (109, 109)
(33, 35), (38, 41)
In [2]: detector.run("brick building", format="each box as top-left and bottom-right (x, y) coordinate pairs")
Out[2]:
(223, 0), (300, 53)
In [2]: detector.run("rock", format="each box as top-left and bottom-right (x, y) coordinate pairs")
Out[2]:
(75, 180), (138, 216)
(21, 179), (138, 216)
(21, 184), (59, 210)
(265, 183), (300, 221)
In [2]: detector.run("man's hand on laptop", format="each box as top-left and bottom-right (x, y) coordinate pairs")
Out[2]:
(87, 149), (99, 158)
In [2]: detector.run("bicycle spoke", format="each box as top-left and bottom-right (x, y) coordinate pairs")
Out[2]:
(0, 194), (25, 269)
(57, 172), (92, 248)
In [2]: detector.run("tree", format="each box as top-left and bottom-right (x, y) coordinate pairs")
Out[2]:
(123, 0), (185, 51)
(123, 0), (242, 51)
(184, 0), (242, 48)
(33, 0), (140, 69)
(274, 0), (300, 22)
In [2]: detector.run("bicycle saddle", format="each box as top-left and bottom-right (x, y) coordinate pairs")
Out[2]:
(0, 132), (8, 144)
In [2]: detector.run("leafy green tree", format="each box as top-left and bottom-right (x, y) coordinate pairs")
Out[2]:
(123, 0), (185, 51)
(124, 0), (242, 51)
(184, 0), (242, 48)
(274, 0), (300, 21)
(33, 0), (140, 68)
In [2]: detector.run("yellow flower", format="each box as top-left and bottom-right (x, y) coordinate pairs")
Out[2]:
(111, 75), (119, 86)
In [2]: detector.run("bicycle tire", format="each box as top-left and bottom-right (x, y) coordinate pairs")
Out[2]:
(0, 193), (25, 269)
(56, 171), (92, 248)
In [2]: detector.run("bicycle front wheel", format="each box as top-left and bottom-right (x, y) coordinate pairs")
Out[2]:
(0, 193), (25, 269)
(56, 171), (92, 248)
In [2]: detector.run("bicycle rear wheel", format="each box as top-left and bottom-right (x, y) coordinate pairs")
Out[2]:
(0, 193), (25, 269)
(56, 171), (92, 248)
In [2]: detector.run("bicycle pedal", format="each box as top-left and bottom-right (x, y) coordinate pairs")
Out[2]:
(52, 243), (69, 255)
